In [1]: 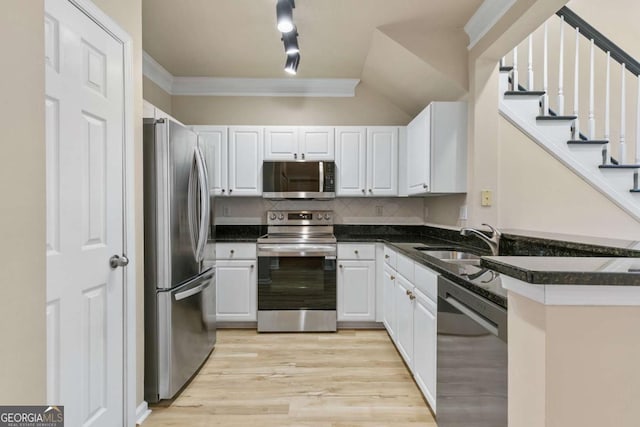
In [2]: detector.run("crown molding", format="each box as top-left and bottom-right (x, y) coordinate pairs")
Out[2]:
(464, 0), (516, 50)
(142, 51), (174, 94)
(142, 50), (359, 97)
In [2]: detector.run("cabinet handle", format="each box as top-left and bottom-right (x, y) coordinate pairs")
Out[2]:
(294, 153), (298, 159)
(368, 189), (372, 193)
(250, 264), (254, 268)
(229, 189), (233, 194)
(339, 264), (343, 268)
(221, 189), (225, 193)
(390, 275), (395, 280)
(385, 254), (390, 259)
(409, 294), (416, 301)
(361, 189), (365, 193)
(406, 289), (412, 296)
(354, 250), (359, 255)
(301, 153), (305, 160)
(230, 249), (235, 254)
(423, 183), (428, 189)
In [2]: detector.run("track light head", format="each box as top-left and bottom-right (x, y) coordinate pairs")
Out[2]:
(282, 29), (299, 55)
(276, 0), (295, 33)
(284, 53), (300, 75)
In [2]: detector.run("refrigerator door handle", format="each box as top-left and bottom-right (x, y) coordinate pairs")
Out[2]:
(194, 146), (210, 262)
(187, 151), (198, 259)
(174, 279), (211, 301)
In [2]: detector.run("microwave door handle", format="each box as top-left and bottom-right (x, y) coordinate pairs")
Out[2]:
(319, 161), (324, 192)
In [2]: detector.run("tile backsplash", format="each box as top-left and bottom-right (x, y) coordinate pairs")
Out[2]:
(214, 197), (426, 225)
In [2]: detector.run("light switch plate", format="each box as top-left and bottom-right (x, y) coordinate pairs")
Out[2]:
(481, 190), (493, 207)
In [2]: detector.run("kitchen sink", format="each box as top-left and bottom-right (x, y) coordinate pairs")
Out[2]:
(415, 249), (482, 266)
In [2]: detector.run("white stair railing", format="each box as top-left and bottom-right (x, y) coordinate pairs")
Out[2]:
(502, 6), (640, 168)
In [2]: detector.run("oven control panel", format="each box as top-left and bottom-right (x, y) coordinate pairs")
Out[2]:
(266, 210), (333, 225)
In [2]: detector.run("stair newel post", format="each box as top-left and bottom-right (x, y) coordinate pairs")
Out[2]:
(572, 27), (580, 140)
(604, 51), (611, 165)
(589, 39), (596, 140)
(513, 46), (519, 91)
(528, 34), (534, 90)
(558, 15), (565, 115)
(542, 22), (549, 115)
(621, 63), (627, 163)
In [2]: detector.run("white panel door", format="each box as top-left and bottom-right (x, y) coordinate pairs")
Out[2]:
(395, 276), (414, 368)
(228, 127), (263, 196)
(45, 1), (124, 426)
(413, 290), (437, 412)
(194, 126), (228, 196)
(337, 260), (376, 321)
(216, 260), (257, 321)
(382, 265), (396, 339)
(264, 126), (298, 160)
(335, 127), (366, 196)
(300, 127), (335, 160)
(407, 106), (431, 194)
(367, 127), (398, 196)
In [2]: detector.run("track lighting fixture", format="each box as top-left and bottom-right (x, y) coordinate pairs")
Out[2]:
(276, 0), (295, 33)
(284, 53), (300, 75)
(282, 28), (299, 55)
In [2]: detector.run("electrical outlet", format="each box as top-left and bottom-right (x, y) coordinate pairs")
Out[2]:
(223, 206), (230, 217)
(375, 206), (383, 216)
(481, 190), (493, 207)
(459, 205), (468, 220)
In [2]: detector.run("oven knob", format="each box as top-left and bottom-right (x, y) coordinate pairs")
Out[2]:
(324, 213), (331, 220)
(317, 213), (323, 220)
(269, 212), (277, 220)
(278, 213), (285, 220)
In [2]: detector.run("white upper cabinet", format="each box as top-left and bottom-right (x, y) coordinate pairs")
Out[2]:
(335, 127), (367, 196)
(264, 126), (334, 161)
(228, 127), (263, 196)
(335, 126), (398, 197)
(194, 125), (228, 196)
(367, 127), (398, 196)
(405, 101), (467, 195)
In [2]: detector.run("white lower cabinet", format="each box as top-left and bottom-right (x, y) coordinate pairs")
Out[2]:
(337, 243), (376, 322)
(215, 243), (257, 322)
(381, 245), (438, 412)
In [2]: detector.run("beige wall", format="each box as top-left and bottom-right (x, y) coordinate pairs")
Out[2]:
(509, 292), (640, 427)
(89, 0), (146, 407)
(172, 82), (411, 126)
(0, 0), (46, 404)
(143, 76), (172, 114)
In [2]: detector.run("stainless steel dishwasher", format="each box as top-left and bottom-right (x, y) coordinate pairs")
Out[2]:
(436, 276), (507, 427)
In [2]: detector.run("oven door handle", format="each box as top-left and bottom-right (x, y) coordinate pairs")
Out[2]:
(257, 244), (337, 258)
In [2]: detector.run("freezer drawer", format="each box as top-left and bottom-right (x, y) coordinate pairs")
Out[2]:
(148, 269), (216, 402)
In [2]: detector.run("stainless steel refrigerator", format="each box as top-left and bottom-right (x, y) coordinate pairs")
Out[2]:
(143, 118), (216, 403)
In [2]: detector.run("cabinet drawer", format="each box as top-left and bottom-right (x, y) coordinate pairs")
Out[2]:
(338, 243), (376, 260)
(383, 246), (397, 269)
(415, 263), (438, 302)
(397, 253), (414, 282)
(216, 243), (256, 260)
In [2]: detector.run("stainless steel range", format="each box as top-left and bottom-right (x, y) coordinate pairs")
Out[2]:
(257, 210), (337, 332)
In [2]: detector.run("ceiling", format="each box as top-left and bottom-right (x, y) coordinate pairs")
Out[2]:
(142, 0), (483, 114)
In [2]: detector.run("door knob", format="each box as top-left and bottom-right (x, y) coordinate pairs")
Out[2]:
(109, 254), (129, 269)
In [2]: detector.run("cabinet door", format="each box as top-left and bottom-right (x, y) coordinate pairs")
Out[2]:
(366, 127), (398, 196)
(264, 126), (298, 161)
(195, 126), (228, 196)
(335, 127), (366, 196)
(228, 127), (263, 196)
(299, 127), (335, 160)
(383, 265), (396, 339)
(395, 275), (414, 368)
(216, 259), (257, 321)
(407, 105), (431, 195)
(337, 260), (376, 321)
(413, 289), (437, 411)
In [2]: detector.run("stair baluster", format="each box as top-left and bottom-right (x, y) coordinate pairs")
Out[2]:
(604, 51), (611, 165)
(588, 39), (596, 139)
(620, 63), (627, 162)
(573, 27), (580, 140)
(513, 46), (519, 91)
(558, 15), (565, 115)
(528, 35), (534, 90)
(542, 23), (549, 115)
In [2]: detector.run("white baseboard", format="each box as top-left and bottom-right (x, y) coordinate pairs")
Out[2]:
(136, 401), (151, 425)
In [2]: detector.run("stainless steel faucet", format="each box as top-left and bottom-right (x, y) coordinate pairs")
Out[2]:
(460, 223), (501, 256)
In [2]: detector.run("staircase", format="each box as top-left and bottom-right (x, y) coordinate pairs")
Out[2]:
(498, 6), (640, 222)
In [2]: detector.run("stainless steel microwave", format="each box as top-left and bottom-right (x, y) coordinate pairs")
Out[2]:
(262, 161), (335, 199)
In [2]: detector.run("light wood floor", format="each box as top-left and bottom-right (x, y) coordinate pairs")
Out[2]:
(144, 329), (436, 426)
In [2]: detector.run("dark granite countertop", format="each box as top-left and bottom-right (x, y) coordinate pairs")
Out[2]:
(482, 256), (640, 286)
